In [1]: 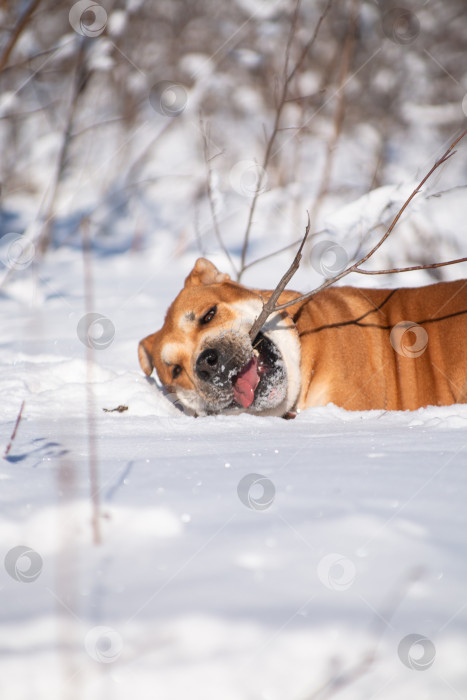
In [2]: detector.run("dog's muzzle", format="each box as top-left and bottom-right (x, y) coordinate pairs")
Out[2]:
(193, 331), (287, 413)
(196, 333), (251, 390)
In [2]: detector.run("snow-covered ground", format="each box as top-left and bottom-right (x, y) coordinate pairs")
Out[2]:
(1, 3), (467, 695)
(1, 243), (467, 700)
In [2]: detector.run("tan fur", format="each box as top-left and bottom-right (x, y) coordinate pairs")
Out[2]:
(139, 258), (467, 413)
(291, 282), (467, 410)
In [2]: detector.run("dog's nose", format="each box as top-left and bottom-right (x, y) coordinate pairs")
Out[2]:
(196, 348), (219, 381)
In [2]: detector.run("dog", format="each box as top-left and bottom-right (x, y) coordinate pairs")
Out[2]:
(138, 258), (467, 415)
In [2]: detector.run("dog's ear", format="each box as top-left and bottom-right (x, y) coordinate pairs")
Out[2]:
(184, 258), (230, 288)
(138, 332), (159, 376)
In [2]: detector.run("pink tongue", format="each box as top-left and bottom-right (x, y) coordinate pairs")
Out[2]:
(233, 356), (260, 408)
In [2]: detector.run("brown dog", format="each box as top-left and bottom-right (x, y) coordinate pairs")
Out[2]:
(138, 258), (467, 415)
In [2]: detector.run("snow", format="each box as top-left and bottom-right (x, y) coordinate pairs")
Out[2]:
(1, 247), (466, 700)
(1, 3), (467, 694)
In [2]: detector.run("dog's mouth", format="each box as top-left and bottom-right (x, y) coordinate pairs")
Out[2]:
(191, 330), (287, 415)
(232, 355), (260, 408)
(232, 335), (269, 408)
(231, 332), (284, 410)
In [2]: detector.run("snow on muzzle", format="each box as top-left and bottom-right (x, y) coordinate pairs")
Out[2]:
(194, 330), (286, 412)
(194, 332), (253, 409)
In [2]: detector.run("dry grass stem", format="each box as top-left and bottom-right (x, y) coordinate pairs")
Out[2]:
(81, 218), (102, 546)
(3, 400), (25, 458)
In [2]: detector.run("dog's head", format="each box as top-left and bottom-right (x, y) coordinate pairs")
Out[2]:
(138, 258), (301, 416)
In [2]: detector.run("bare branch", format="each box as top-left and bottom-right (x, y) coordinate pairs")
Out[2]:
(38, 37), (89, 254)
(242, 229), (324, 274)
(200, 114), (237, 276)
(308, 0), (359, 236)
(71, 117), (125, 138)
(0, 0), (41, 75)
(425, 184), (467, 199)
(355, 256), (467, 275)
(245, 132), (467, 340)
(238, 0), (333, 279)
(248, 213), (311, 340)
(0, 44), (61, 74)
(270, 129), (467, 314)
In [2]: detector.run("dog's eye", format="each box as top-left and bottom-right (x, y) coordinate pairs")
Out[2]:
(172, 365), (182, 379)
(201, 306), (217, 324)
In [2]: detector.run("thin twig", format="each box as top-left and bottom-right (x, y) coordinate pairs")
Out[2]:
(238, 0), (333, 280)
(3, 400), (25, 458)
(38, 37), (88, 254)
(200, 115), (237, 276)
(425, 184), (467, 199)
(0, 44), (61, 74)
(355, 256), (467, 275)
(308, 0), (359, 237)
(242, 230), (324, 274)
(248, 213), (311, 340)
(0, 0), (42, 74)
(270, 129), (467, 314)
(71, 116), (125, 138)
(0, 100), (60, 121)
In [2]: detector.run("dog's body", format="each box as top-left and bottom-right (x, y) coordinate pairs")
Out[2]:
(139, 258), (467, 415)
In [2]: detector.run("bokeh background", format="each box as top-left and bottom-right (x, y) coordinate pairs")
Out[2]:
(1, 0), (466, 280)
